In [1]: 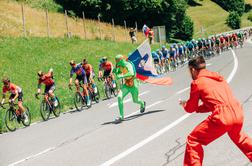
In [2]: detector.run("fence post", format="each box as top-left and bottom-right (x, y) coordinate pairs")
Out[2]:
(21, 4), (27, 37)
(124, 20), (127, 41)
(45, 9), (50, 37)
(98, 15), (102, 39)
(65, 10), (70, 38)
(112, 18), (115, 41)
(82, 11), (87, 39)
(135, 21), (138, 31)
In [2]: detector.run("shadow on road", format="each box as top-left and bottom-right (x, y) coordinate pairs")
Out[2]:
(101, 109), (166, 125)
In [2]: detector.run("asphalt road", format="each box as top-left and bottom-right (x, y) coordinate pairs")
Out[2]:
(1, 40), (252, 166)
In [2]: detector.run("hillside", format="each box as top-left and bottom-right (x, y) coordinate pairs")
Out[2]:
(0, 0), (145, 42)
(187, 0), (252, 38)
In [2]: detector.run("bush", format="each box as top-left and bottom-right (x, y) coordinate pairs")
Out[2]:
(226, 11), (241, 29)
(212, 0), (245, 16)
(174, 15), (194, 41)
(248, 12), (252, 22)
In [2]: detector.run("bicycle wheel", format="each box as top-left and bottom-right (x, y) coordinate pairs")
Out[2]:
(52, 97), (61, 117)
(94, 88), (100, 103)
(74, 92), (84, 111)
(5, 109), (17, 131)
(22, 106), (31, 127)
(105, 84), (112, 99)
(40, 100), (50, 121)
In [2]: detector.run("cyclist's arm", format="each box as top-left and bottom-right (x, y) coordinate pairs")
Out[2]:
(1, 93), (6, 105)
(12, 90), (19, 102)
(69, 69), (74, 85)
(37, 81), (42, 94)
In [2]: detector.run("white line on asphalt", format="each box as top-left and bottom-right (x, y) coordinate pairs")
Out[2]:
(8, 147), (55, 166)
(206, 63), (212, 66)
(100, 114), (191, 166)
(176, 87), (190, 95)
(100, 49), (239, 166)
(109, 91), (150, 108)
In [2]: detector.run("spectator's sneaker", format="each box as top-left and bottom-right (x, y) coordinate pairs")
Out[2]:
(140, 101), (146, 113)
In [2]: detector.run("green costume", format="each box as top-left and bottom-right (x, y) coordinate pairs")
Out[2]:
(114, 55), (145, 120)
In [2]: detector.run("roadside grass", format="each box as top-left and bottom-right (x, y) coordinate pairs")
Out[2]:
(0, 36), (159, 132)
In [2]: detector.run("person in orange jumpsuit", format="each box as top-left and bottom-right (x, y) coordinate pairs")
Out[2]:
(179, 56), (252, 166)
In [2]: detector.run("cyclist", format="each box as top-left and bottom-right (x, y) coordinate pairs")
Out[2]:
(69, 60), (91, 107)
(82, 59), (98, 94)
(98, 57), (116, 88)
(1, 77), (28, 122)
(36, 69), (58, 107)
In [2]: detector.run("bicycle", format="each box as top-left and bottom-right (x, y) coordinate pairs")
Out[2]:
(0, 102), (31, 131)
(87, 83), (100, 103)
(36, 93), (61, 121)
(69, 84), (92, 111)
(98, 76), (117, 99)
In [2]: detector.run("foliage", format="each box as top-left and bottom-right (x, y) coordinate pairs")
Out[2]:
(55, 0), (194, 40)
(248, 12), (252, 21)
(212, 0), (245, 15)
(226, 11), (241, 29)
(16, 0), (63, 12)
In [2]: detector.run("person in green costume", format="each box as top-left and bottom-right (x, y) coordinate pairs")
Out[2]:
(113, 54), (146, 122)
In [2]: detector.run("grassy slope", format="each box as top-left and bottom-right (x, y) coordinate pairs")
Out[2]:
(0, 0), (145, 42)
(0, 37), (159, 132)
(187, 0), (252, 38)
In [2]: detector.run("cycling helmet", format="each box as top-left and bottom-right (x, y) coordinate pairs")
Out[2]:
(161, 45), (166, 49)
(37, 70), (44, 77)
(83, 58), (88, 64)
(69, 60), (75, 65)
(101, 56), (107, 63)
(2, 77), (10, 85)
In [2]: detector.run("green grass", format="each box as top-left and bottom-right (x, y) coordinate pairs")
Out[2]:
(15, 0), (63, 12)
(0, 37), (159, 132)
(187, 0), (252, 38)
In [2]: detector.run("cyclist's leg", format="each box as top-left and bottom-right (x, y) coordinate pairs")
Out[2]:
(18, 92), (24, 111)
(74, 78), (80, 92)
(118, 85), (130, 119)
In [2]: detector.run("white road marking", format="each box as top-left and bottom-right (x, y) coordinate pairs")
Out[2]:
(8, 147), (55, 166)
(100, 49), (239, 166)
(206, 63), (212, 66)
(176, 87), (190, 95)
(109, 91), (150, 108)
(100, 114), (191, 166)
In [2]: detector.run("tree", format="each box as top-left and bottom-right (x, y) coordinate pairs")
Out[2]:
(212, 0), (245, 16)
(226, 11), (241, 29)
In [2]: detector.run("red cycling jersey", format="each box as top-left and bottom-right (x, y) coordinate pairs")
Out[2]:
(38, 73), (54, 86)
(82, 63), (93, 75)
(99, 61), (113, 71)
(2, 83), (22, 95)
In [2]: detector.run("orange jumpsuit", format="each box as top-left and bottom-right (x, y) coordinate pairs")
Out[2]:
(183, 69), (252, 166)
